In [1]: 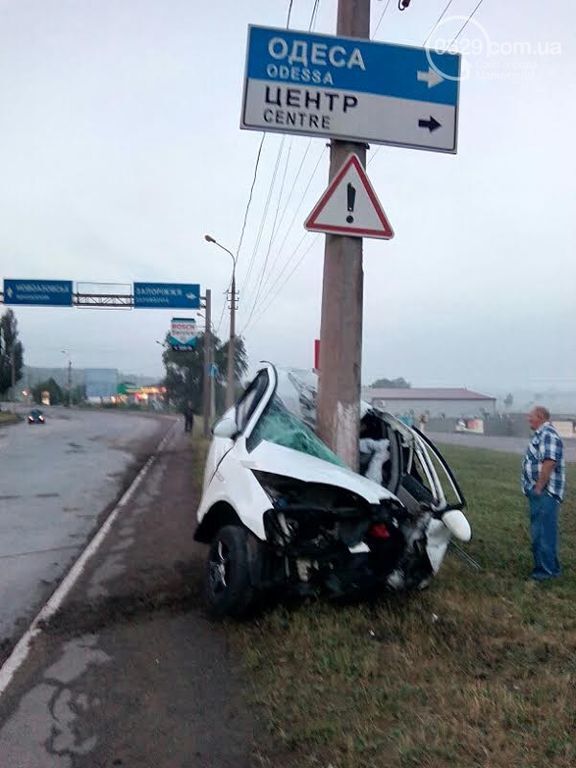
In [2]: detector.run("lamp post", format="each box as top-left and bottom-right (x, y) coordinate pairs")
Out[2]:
(204, 235), (237, 409)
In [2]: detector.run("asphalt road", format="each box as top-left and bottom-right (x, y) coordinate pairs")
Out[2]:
(429, 431), (576, 462)
(0, 429), (254, 767)
(0, 408), (170, 648)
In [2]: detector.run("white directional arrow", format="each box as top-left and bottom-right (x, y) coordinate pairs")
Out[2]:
(185, 292), (197, 301)
(417, 67), (444, 88)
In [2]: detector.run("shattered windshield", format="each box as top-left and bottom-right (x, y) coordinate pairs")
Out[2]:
(248, 395), (345, 467)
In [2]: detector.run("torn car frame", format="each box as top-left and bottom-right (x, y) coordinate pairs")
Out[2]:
(195, 363), (470, 618)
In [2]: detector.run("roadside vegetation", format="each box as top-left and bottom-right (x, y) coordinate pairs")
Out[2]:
(0, 411), (20, 426)
(222, 445), (576, 768)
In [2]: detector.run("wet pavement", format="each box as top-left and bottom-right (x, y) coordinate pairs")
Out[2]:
(0, 409), (171, 648)
(0, 429), (255, 768)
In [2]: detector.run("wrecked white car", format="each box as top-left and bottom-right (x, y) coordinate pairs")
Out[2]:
(195, 364), (471, 617)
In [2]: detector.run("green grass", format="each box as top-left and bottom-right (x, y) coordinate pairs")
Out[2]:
(0, 412), (20, 426)
(230, 445), (576, 768)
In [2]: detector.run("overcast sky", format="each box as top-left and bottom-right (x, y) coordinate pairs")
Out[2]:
(0, 0), (574, 393)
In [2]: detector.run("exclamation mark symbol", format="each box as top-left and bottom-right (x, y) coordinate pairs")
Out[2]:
(346, 183), (356, 224)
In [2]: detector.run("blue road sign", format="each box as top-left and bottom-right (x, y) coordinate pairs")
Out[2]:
(3, 279), (73, 306)
(242, 26), (460, 153)
(133, 282), (201, 310)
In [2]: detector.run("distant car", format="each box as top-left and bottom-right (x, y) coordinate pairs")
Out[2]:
(28, 409), (45, 424)
(195, 364), (471, 618)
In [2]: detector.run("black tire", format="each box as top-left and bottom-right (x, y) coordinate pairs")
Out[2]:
(204, 525), (256, 619)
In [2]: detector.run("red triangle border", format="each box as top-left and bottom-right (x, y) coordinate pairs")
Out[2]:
(304, 154), (394, 240)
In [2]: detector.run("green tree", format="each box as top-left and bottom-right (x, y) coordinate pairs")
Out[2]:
(162, 332), (248, 414)
(70, 384), (87, 405)
(370, 376), (411, 389)
(31, 378), (64, 405)
(0, 309), (24, 396)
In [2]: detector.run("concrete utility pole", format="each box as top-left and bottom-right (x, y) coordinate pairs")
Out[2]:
(202, 289), (212, 437)
(204, 235), (238, 409)
(226, 269), (237, 408)
(316, 0), (370, 470)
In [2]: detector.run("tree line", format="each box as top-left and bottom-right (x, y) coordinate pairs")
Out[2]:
(162, 331), (248, 414)
(0, 309), (24, 396)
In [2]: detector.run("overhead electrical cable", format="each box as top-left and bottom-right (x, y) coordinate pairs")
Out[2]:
(422, 0), (457, 46)
(253, 145), (327, 306)
(241, 139), (293, 326)
(220, 0), (297, 335)
(238, 0), (325, 327)
(449, 0), (485, 45)
(238, 137), (286, 300)
(370, 0), (484, 167)
(373, 0), (393, 37)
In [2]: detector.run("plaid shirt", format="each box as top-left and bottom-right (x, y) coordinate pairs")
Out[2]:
(522, 422), (566, 501)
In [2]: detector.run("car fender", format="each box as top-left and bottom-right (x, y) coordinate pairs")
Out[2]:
(196, 451), (272, 541)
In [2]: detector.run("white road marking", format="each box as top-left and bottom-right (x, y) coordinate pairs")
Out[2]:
(0, 420), (178, 698)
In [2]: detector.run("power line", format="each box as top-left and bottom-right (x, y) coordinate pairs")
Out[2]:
(245, 1), (489, 339)
(215, 289), (228, 336)
(255, 145), (327, 305)
(373, 0), (392, 37)
(242, 140), (293, 328)
(229, 0), (296, 315)
(286, 0), (294, 28)
(243, 236), (321, 334)
(255, 139), (314, 299)
(268, 139), (312, 252)
(309, 0), (321, 30)
(369, 0), (477, 167)
(235, 134), (266, 264)
(449, 0), (486, 45)
(422, 0), (457, 46)
(253, 230), (309, 315)
(238, 0), (325, 328)
(239, 137), (286, 300)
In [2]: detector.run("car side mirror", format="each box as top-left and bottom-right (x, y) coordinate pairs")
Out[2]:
(212, 412), (238, 440)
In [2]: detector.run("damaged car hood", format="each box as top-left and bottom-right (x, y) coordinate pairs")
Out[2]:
(240, 440), (398, 505)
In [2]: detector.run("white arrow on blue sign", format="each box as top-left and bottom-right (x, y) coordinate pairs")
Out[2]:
(133, 283), (200, 310)
(241, 26), (461, 153)
(3, 279), (73, 306)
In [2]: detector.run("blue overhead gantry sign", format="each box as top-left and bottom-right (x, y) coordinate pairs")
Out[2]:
(133, 282), (201, 309)
(241, 26), (460, 153)
(3, 279), (73, 306)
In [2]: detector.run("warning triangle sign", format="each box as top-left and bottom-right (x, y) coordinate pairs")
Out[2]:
(304, 154), (394, 240)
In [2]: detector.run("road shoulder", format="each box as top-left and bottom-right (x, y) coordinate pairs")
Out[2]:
(0, 428), (255, 768)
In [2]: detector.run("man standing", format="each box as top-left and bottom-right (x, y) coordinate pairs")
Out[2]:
(522, 406), (565, 581)
(184, 400), (195, 434)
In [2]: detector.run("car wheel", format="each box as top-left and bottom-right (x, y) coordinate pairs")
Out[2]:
(204, 525), (256, 619)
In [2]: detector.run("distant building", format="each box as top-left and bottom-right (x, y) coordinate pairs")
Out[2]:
(361, 387), (497, 419)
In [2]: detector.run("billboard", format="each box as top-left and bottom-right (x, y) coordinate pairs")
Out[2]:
(85, 368), (119, 400)
(168, 317), (197, 351)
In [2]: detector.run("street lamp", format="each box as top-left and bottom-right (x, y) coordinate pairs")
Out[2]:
(204, 234), (237, 409)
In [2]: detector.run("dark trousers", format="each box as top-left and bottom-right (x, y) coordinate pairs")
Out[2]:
(184, 415), (194, 433)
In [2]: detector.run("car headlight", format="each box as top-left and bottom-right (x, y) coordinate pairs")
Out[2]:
(252, 471), (289, 506)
